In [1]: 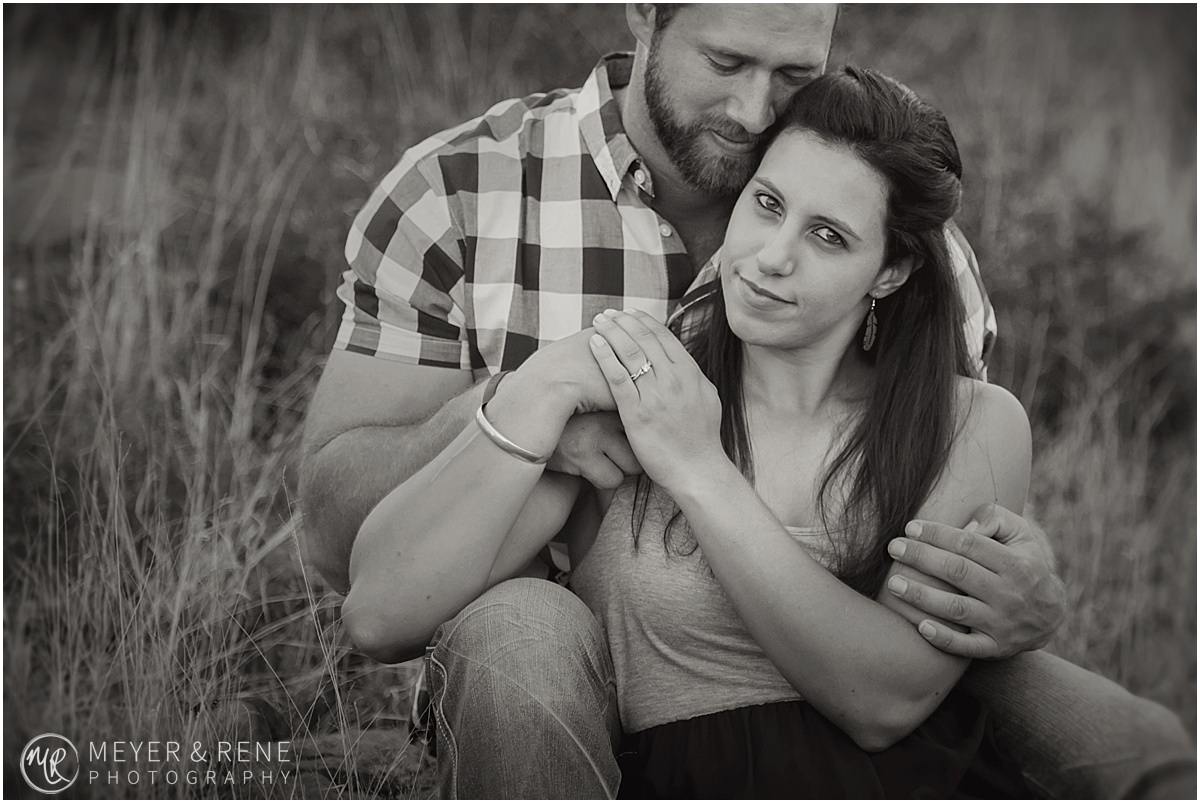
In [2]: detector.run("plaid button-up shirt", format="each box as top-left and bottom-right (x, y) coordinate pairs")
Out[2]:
(335, 54), (996, 377)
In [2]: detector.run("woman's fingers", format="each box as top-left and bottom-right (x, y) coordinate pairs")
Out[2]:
(589, 333), (640, 408)
(591, 311), (648, 376)
(592, 309), (667, 376)
(624, 308), (693, 366)
(608, 309), (677, 365)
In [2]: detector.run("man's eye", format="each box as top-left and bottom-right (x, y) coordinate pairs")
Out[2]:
(753, 192), (782, 215)
(781, 70), (815, 85)
(707, 55), (741, 73)
(814, 226), (846, 247)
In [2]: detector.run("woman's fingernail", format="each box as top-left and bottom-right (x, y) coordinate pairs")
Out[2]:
(905, 521), (922, 539)
(919, 621), (937, 639)
(603, 308), (617, 316)
(887, 576), (908, 594)
(964, 519), (979, 533)
(888, 539), (907, 558)
(590, 334), (604, 347)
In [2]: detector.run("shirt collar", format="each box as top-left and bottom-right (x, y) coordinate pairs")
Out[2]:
(577, 53), (647, 202)
(666, 248), (722, 334)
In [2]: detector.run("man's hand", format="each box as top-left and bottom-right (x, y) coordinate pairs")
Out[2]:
(885, 502), (1067, 659)
(547, 412), (642, 489)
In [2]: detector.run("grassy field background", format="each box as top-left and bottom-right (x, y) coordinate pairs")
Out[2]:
(4, 4), (1195, 797)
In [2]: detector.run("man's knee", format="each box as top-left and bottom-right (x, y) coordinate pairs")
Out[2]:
(964, 650), (1195, 798)
(425, 579), (621, 798)
(431, 578), (606, 668)
(427, 578), (615, 714)
(1059, 693), (1195, 799)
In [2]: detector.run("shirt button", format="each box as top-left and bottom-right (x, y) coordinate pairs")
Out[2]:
(659, 224), (673, 238)
(634, 168), (647, 186)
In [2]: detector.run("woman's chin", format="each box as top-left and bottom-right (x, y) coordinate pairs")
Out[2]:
(726, 313), (784, 349)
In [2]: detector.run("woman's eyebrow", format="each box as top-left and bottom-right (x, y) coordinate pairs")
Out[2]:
(813, 214), (863, 242)
(754, 176), (786, 199)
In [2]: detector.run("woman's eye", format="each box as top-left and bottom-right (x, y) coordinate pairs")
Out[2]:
(753, 192), (782, 215)
(813, 227), (847, 247)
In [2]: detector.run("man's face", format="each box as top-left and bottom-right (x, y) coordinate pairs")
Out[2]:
(643, 3), (837, 197)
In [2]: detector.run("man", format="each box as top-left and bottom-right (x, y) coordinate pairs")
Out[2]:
(300, 4), (1193, 798)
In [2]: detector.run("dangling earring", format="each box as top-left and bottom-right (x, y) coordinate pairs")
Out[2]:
(861, 296), (878, 352)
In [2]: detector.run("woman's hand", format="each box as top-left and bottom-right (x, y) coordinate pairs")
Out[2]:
(587, 309), (729, 496)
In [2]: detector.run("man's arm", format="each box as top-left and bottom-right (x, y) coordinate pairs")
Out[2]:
(884, 504), (1067, 658)
(887, 228), (1061, 657)
(299, 333), (639, 594)
(298, 351), (480, 593)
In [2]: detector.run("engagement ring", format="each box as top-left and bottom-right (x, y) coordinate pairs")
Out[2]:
(629, 360), (653, 382)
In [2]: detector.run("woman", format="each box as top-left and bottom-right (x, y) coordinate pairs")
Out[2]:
(344, 67), (1031, 796)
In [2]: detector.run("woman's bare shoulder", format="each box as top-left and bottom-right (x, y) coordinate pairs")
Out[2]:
(919, 377), (1032, 525)
(952, 377), (1031, 451)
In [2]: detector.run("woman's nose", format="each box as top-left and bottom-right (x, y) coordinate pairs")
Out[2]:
(756, 236), (796, 276)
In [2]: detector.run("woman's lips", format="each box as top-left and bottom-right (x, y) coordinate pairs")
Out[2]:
(737, 275), (793, 308)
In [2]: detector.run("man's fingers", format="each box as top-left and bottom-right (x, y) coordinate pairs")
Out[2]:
(902, 519), (1011, 574)
(886, 574), (990, 629)
(887, 536), (999, 598)
(603, 436), (642, 475)
(916, 619), (1002, 659)
(964, 501), (1031, 547)
(580, 458), (626, 490)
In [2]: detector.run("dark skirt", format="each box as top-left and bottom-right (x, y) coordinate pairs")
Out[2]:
(616, 689), (1031, 799)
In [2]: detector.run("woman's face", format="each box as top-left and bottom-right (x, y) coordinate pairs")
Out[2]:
(720, 128), (902, 353)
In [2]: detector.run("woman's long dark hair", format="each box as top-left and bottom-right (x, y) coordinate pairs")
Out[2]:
(632, 66), (978, 597)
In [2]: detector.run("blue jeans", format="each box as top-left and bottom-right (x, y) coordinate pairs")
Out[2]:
(426, 579), (1195, 798)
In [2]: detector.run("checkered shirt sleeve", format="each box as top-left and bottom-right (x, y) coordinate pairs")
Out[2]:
(334, 121), (480, 369)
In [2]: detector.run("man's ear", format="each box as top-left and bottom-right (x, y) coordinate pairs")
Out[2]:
(872, 255), (920, 299)
(626, 4), (657, 49)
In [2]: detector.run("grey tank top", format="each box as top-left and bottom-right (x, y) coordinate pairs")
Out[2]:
(570, 478), (840, 734)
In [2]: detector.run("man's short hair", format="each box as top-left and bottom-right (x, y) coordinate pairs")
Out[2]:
(652, 3), (842, 41)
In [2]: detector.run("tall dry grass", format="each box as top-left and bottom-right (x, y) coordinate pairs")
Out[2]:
(4, 5), (1195, 797)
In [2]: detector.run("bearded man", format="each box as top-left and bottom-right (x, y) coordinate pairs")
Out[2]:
(299, 4), (1193, 798)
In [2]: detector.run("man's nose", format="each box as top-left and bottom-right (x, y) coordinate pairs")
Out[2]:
(726, 71), (779, 135)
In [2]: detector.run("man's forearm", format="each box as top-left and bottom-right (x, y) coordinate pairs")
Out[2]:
(298, 380), (488, 592)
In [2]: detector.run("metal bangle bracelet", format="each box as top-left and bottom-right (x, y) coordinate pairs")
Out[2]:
(474, 402), (550, 465)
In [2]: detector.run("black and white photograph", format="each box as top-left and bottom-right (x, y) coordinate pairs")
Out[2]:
(4, 3), (1196, 798)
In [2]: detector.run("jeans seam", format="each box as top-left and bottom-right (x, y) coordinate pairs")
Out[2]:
(437, 641), (620, 799)
(426, 649), (458, 799)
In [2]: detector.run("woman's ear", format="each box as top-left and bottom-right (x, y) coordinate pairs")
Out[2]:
(871, 255), (921, 299)
(626, 4), (657, 49)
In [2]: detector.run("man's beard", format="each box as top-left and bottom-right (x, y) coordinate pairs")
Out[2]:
(643, 44), (764, 198)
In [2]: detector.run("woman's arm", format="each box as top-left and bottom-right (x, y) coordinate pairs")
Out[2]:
(341, 358), (587, 664)
(677, 381), (1029, 750)
(588, 311), (1031, 751)
(876, 381), (1036, 647)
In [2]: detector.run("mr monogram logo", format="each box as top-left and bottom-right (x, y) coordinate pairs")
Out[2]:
(20, 733), (79, 795)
